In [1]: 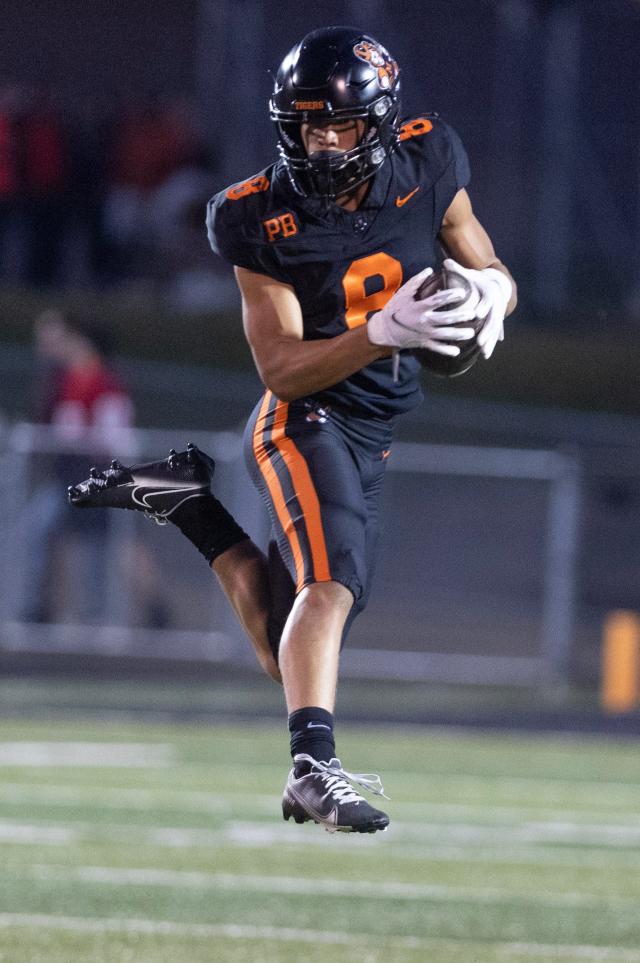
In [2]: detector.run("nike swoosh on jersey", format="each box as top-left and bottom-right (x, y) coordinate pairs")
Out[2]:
(395, 186), (420, 207)
(306, 722), (331, 729)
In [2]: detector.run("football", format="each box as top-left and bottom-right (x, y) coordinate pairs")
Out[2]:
(412, 266), (483, 377)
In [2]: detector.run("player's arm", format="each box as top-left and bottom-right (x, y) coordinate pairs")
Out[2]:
(236, 264), (478, 399)
(437, 188), (517, 359)
(235, 266), (390, 402)
(439, 188), (517, 313)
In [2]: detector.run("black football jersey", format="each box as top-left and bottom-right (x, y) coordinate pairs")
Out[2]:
(207, 114), (470, 419)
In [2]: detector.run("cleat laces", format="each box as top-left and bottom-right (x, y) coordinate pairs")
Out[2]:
(303, 756), (389, 802)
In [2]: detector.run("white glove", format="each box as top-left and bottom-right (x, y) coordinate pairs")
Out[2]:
(367, 266), (476, 357)
(443, 258), (512, 360)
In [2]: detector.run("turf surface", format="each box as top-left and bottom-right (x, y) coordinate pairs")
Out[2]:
(0, 718), (639, 962)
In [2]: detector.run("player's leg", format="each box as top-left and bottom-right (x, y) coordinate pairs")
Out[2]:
(68, 443), (281, 680)
(246, 392), (389, 832)
(277, 409), (392, 702)
(278, 582), (388, 833)
(278, 579), (352, 712)
(244, 391), (366, 726)
(68, 430), (352, 704)
(278, 407), (394, 833)
(210, 538), (280, 682)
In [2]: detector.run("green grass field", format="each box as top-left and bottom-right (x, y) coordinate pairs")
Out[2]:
(1, 717), (640, 962)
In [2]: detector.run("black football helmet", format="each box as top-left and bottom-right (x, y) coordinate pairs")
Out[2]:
(270, 26), (401, 200)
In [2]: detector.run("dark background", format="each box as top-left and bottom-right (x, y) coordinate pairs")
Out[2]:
(1, 0), (638, 327)
(1, 1), (639, 715)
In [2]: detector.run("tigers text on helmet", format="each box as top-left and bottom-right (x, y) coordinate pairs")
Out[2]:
(269, 26), (401, 201)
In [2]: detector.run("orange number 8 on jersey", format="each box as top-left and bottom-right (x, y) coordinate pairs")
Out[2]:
(342, 252), (403, 330)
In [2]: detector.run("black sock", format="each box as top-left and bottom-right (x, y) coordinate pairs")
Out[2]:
(171, 493), (249, 564)
(288, 706), (336, 775)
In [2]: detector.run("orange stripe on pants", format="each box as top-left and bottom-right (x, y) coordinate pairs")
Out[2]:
(252, 392), (306, 591)
(271, 399), (331, 585)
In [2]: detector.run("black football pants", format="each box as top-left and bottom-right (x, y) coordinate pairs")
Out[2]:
(244, 390), (393, 658)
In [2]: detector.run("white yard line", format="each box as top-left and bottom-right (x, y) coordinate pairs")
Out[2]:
(0, 742), (172, 767)
(495, 946), (640, 961)
(406, 775), (640, 807)
(0, 819), (222, 849)
(392, 821), (640, 846)
(2, 816), (640, 870)
(392, 800), (640, 825)
(26, 864), (640, 910)
(220, 823), (640, 868)
(387, 842), (640, 870)
(1, 913), (640, 960)
(225, 818), (640, 849)
(3, 819), (640, 870)
(0, 782), (278, 815)
(3, 781), (640, 826)
(0, 824), (77, 845)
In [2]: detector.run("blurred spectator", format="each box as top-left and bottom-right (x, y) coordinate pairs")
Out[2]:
(0, 86), (222, 293)
(20, 310), (133, 623)
(105, 96), (203, 276)
(112, 96), (198, 190)
(148, 143), (226, 309)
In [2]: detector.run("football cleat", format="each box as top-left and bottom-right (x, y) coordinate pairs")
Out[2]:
(282, 754), (390, 834)
(67, 443), (215, 525)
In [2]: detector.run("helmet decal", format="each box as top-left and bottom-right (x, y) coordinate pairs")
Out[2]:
(353, 41), (398, 90)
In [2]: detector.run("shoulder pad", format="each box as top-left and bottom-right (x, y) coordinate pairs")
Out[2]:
(397, 113), (470, 190)
(223, 172), (271, 204)
(206, 164), (293, 283)
(207, 167), (275, 259)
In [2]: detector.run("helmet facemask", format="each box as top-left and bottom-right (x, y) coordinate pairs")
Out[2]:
(273, 97), (398, 200)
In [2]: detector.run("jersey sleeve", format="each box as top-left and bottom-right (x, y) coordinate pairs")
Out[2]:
(400, 113), (471, 196)
(440, 120), (471, 190)
(206, 182), (292, 284)
(409, 114), (471, 231)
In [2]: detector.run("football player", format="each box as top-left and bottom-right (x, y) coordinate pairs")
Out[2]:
(69, 26), (516, 833)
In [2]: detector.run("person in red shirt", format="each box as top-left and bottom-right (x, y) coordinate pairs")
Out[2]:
(21, 310), (133, 622)
(41, 314), (132, 440)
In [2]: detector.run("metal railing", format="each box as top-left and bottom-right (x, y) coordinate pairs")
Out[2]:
(342, 441), (581, 686)
(1, 422), (582, 687)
